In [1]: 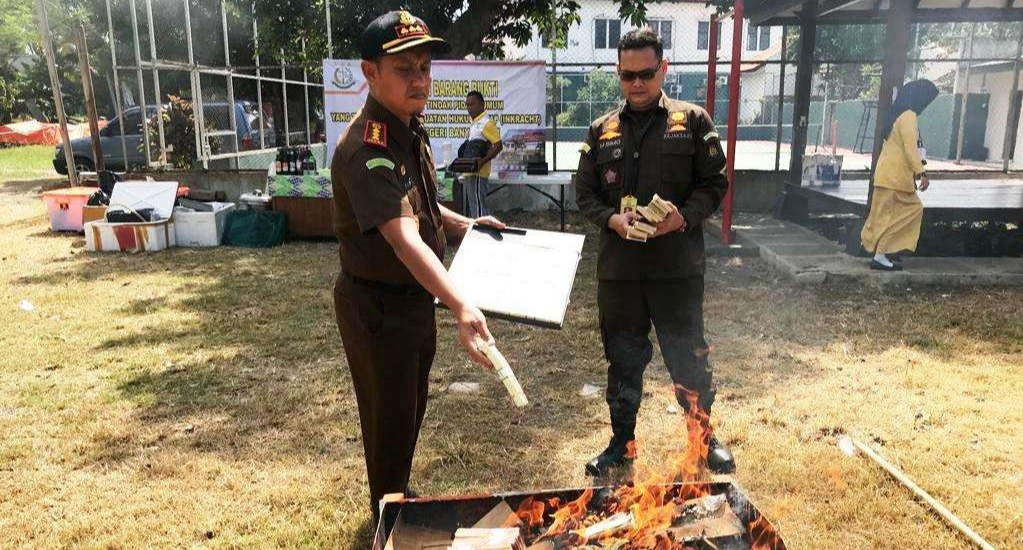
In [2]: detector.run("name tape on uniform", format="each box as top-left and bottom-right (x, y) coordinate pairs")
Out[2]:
(366, 157), (395, 171)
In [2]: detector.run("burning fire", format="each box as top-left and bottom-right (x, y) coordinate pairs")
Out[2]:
(748, 514), (784, 550)
(511, 386), (789, 549)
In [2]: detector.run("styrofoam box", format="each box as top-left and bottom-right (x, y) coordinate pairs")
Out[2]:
(172, 202), (235, 247)
(84, 219), (176, 253)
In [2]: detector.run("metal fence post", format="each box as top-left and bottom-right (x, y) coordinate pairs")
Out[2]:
(183, 0), (204, 169)
(253, 1), (265, 150)
(954, 22), (976, 164)
(1002, 25), (1023, 172)
(775, 24), (787, 172)
(221, 0), (239, 165)
(325, 0), (333, 57)
(282, 49), (290, 147)
(128, 0), (152, 167)
(303, 38), (311, 145)
(144, 0), (167, 166)
(105, 0), (128, 167)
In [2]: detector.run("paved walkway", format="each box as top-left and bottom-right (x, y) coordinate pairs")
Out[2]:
(706, 214), (1023, 287)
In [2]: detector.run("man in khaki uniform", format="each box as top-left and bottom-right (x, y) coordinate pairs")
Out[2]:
(330, 10), (505, 520)
(574, 28), (734, 478)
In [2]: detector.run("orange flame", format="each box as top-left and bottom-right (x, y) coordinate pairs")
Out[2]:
(749, 513), (784, 550)
(544, 488), (593, 536)
(515, 497), (546, 527)
(523, 386), (732, 549)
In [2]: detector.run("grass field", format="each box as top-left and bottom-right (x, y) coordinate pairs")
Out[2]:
(1, 176), (1021, 549)
(0, 145), (58, 183)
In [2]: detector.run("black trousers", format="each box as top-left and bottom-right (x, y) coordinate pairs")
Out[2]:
(333, 274), (436, 518)
(598, 276), (715, 441)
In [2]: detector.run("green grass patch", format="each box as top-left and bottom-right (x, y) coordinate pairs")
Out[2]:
(0, 145), (57, 183)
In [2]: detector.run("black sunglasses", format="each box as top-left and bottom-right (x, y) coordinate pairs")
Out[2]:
(618, 67), (659, 82)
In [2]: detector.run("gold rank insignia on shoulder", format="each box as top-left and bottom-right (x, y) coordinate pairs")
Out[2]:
(667, 111), (687, 133)
(599, 116), (622, 140)
(363, 119), (388, 148)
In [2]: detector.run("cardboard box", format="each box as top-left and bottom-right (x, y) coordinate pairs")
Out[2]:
(173, 202), (235, 247)
(85, 219), (176, 253)
(83, 205), (107, 225)
(270, 196), (334, 238)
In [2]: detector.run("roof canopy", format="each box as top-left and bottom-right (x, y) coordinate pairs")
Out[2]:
(747, 0), (1023, 25)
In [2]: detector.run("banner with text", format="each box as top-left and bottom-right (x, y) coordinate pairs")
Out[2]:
(324, 60), (546, 178)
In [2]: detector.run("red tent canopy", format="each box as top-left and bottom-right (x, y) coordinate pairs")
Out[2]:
(0, 120), (106, 147)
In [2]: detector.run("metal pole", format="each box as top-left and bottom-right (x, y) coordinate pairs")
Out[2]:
(35, 0), (78, 186)
(184, 0), (205, 169)
(549, 6), (559, 172)
(721, 0), (744, 246)
(788, 0), (817, 182)
(128, 0), (152, 167)
(144, 0), (167, 166)
(955, 22), (976, 164)
(706, 13), (719, 117)
(105, 0), (128, 167)
(325, 0), (333, 57)
(1002, 26), (1023, 172)
(253, 1), (266, 150)
(775, 24), (788, 172)
(282, 49), (290, 147)
(221, 0), (239, 164)
(77, 25), (105, 172)
(303, 38), (311, 145)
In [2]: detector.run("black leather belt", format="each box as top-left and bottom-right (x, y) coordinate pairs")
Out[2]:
(343, 272), (427, 296)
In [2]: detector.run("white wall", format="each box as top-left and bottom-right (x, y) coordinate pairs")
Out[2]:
(504, 0), (781, 66)
(967, 68), (1023, 163)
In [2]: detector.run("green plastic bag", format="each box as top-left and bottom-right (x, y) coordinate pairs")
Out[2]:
(223, 210), (286, 248)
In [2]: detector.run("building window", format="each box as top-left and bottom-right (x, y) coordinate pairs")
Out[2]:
(697, 21), (722, 51)
(747, 25), (771, 51)
(649, 19), (672, 50)
(595, 18), (621, 49)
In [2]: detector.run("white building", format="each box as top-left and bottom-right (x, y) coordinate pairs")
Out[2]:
(503, 0), (789, 126)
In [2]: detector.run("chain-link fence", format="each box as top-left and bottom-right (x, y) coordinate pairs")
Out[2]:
(58, 0), (328, 175)
(508, 1), (796, 171)
(43, 0), (1023, 176)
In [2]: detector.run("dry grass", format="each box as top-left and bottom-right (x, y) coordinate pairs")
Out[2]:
(1, 177), (1021, 549)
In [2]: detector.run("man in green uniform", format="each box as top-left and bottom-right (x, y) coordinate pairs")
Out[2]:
(330, 10), (505, 519)
(574, 28), (735, 477)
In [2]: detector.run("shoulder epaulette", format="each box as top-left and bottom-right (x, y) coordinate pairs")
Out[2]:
(363, 119), (388, 148)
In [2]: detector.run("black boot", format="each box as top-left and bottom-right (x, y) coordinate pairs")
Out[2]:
(584, 435), (635, 477)
(707, 436), (736, 474)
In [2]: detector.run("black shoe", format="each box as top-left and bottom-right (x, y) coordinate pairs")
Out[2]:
(707, 436), (736, 474)
(870, 260), (903, 271)
(404, 487), (420, 499)
(585, 436), (635, 477)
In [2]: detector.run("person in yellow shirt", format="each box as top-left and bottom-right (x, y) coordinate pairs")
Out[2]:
(462, 90), (504, 216)
(861, 79), (939, 271)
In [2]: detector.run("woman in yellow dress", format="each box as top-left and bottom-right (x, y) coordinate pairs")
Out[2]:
(861, 79), (939, 271)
